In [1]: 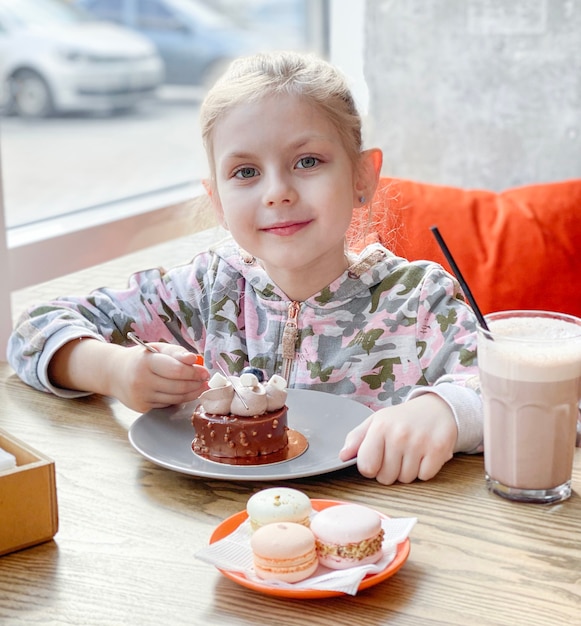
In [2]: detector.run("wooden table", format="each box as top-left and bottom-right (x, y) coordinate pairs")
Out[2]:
(2, 230), (581, 625)
(1, 361), (580, 626)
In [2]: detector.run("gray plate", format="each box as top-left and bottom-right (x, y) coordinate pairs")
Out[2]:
(128, 389), (372, 481)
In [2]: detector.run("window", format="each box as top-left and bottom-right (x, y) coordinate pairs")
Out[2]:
(0, 0), (365, 355)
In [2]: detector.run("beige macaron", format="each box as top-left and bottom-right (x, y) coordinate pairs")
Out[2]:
(247, 487), (312, 532)
(250, 522), (319, 583)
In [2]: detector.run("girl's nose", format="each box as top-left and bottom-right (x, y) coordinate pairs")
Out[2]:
(262, 174), (297, 207)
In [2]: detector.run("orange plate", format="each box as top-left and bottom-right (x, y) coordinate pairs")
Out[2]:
(209, 498), (411, 599)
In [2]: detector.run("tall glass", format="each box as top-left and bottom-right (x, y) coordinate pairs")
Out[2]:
(477, 310), (581, 504)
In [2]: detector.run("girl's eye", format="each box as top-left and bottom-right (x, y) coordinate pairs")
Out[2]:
(235, 167), (258, 179)
(296, 156), (319, 169)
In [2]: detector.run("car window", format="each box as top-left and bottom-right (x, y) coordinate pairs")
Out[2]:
(136, 0), (181, 31)
(82, 0), (124, 23)
(160, 0), (230, 29)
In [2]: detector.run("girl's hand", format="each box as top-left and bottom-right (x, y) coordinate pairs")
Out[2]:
(109, 343), (210, 412)
(338, 394), (457, 484)
(48, 338), (210, 413)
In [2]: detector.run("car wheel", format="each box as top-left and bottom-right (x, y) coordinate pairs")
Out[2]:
(9, 69), (54, 118)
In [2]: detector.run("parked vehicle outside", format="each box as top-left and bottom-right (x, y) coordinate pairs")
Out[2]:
(0, 0), (164, 118)
(216, 0), (308, 50)
(75, 0), (264, 86)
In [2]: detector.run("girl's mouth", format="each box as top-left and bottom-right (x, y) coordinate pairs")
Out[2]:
(260, 220), (312, 236)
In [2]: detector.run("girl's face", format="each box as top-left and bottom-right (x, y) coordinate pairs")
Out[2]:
(209, 93), (370, 300)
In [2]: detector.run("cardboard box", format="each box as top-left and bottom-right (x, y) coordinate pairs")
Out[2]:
(0, 429), (58, 556)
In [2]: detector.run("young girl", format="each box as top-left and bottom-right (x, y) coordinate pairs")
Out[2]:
(7, 51), (482, 485)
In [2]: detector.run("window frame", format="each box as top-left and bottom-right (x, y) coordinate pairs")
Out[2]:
(0, 152), (11, 355)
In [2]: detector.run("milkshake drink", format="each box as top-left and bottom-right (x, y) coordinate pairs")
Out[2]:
(478, 311), (581, 504)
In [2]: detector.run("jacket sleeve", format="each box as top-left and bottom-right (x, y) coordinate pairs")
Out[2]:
(405, 265), (483, 454)
(7, 254), (213, 396)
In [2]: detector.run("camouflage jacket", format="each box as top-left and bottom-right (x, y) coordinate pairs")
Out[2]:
(8, 241), (482, 452)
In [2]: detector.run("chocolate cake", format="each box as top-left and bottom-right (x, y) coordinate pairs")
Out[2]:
(191, 369), (289, 461)
(191, 405), (288, 459)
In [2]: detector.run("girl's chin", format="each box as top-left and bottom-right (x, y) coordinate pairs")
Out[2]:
(243, 238), (347, 274)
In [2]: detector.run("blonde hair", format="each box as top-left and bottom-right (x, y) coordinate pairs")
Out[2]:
(200, 51), (363, 179)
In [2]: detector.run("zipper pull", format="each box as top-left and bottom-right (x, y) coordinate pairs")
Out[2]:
(281, 301), (300, 383)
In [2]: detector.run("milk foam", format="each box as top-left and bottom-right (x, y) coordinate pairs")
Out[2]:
(478, 316), (581, 382)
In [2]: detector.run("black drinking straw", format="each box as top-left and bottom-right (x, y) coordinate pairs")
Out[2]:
(430, 225), (490, 332)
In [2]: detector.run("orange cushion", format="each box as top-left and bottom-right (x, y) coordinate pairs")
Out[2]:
(348, 177), (581, 317)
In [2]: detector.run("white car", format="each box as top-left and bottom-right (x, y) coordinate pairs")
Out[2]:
(0, 0), (164, 118)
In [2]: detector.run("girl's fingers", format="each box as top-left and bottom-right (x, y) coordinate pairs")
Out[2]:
(339, 415), (373, 461)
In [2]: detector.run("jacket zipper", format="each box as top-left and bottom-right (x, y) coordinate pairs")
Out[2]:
(281, 301), (300, 383)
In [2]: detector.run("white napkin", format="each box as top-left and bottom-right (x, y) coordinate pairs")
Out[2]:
(196, 516), (416, 596)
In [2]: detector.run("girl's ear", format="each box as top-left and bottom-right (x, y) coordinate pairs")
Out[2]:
(353, 148), (383, 207)
(203, 178), (229, 230)
(202, 178), (212, 197)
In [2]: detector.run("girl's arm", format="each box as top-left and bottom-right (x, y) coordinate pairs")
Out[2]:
(8, 258), (213, 411)
(47, 337), (209, 413)
(341, 264), (482, 484)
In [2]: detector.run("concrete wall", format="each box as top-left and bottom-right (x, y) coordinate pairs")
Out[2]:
(364, 0), (581, 190)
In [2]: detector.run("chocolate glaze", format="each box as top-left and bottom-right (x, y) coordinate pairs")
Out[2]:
(191, 405), (288, 460)
(194, 429), (308, 466)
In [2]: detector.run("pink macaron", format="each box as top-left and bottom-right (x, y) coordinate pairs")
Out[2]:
(310, 504), (385, 570)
